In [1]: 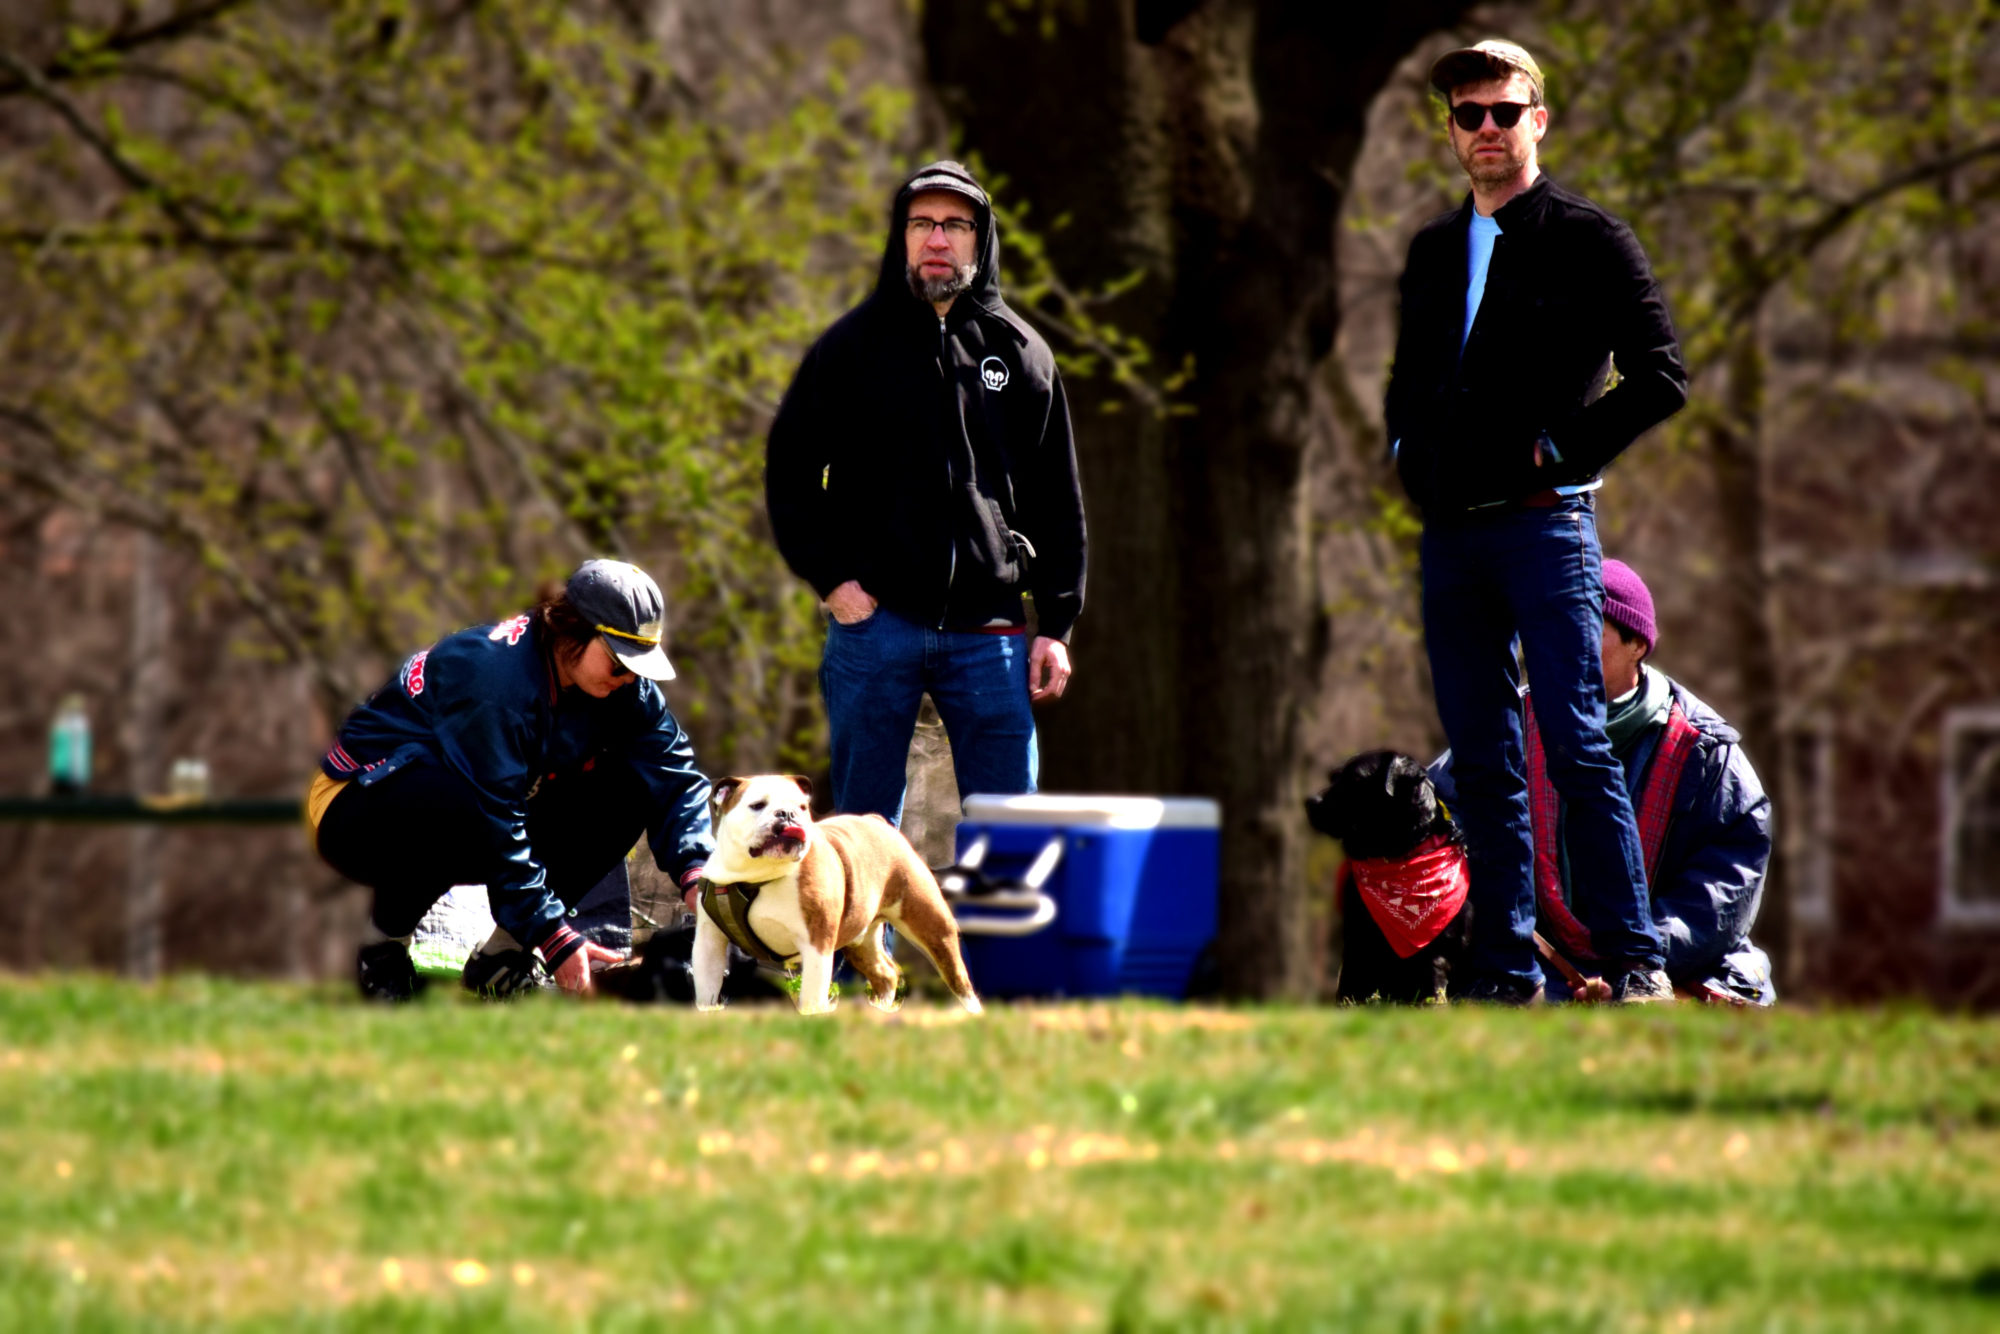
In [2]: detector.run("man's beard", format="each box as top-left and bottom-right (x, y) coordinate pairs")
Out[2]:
(1456, 137), (1528, 186)
(907, 261), (977, 305)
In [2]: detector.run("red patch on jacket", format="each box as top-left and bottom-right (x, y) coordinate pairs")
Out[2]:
(402, 648), (430, 697)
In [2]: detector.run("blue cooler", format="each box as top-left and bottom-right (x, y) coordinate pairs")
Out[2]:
(951, 794), (1219, 999)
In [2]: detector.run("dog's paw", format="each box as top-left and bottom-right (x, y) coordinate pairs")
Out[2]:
(959, 994), (985, 1016)
(795, 987), (841, 1017)
(695, 997), (727, 1013)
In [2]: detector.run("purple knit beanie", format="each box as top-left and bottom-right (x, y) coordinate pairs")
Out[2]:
(1601, 559), (1656, 651)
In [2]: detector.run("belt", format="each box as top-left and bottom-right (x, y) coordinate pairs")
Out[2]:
(1465, 487), (1571, 515)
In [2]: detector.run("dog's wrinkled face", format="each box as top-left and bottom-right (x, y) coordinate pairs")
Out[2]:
(710, 774), (816, 864)
(1304, 749), (1448, 862)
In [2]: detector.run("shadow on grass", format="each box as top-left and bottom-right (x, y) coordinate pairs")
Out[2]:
(1592, 1088), (1840, 1117)
(1584, 1086), (2000, 1128)
(1895, 1262), (2000, 1307)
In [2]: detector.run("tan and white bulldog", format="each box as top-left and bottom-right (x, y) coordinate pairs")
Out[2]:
(693, 774), (983, 1016)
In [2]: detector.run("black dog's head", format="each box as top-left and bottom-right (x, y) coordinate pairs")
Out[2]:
(1304, 749), (1455, 862)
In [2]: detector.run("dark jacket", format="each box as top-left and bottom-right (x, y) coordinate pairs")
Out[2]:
(1386, 175), (1688, 516)
(1430, 673), (1776, 1004)
(765, 160), (1087, 641)
(322, 615), (714, 955)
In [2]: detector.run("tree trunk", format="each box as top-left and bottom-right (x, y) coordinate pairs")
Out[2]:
(924, 0), (1472, 996)
(126, 527), (169, 979)
(925, 0), (1186, 799)
(1706, 317), (1797, 993)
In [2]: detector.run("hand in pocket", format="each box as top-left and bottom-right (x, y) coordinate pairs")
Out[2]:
(826, 580), (878, 625)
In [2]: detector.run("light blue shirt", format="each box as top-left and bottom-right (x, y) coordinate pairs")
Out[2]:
(1463, 211), (1502, 349)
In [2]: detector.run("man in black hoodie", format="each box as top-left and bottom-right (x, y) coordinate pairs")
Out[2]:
(766, 161), (1086, 823)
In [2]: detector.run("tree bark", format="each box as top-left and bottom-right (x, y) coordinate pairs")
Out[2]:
(1707, 317), (1797, 993)
(924, 0), (1472, 996)
(126, 527), (169, 979)
(925, 0), (1186, 799)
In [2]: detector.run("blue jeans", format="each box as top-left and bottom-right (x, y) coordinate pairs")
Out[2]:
(819, 607), (1038, 823)
(1421, 497), (1664, 990)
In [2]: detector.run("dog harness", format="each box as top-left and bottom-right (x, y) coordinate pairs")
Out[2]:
(1525, 696), (1701, 962)
(1343, 835), (1472, 959)
(698, 876), (796, 969)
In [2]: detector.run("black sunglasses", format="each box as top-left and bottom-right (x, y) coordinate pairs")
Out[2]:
(1450, 100), (1533, 132)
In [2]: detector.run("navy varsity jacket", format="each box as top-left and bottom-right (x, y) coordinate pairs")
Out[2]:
(323, 614), (713, 960)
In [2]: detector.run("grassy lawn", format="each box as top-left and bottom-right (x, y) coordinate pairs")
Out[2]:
(1, 977), (1997, 1331)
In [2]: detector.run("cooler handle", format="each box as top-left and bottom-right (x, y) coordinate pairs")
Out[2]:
(937, 833), (1062, 937)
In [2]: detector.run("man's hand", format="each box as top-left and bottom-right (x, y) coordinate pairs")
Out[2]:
(825, 580), (878, 626)
(550, 940), (627, 996)
(1028, 636), (1072, 703)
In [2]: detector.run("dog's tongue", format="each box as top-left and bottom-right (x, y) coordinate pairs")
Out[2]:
(779, 823), (807, 842)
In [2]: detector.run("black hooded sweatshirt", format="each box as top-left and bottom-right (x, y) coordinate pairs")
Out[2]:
(765, 160), (1086, 642)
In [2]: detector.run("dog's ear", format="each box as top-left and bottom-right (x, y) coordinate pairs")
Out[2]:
(1380, 760), (1403, 799)
(786, 774), (814, 805)
(1388, 756), (1443, 828)
(709, 776), (746, 821)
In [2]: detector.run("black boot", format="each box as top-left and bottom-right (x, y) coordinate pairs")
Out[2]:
(460, 945), (544, 999)
(356, 940), (422, 1003)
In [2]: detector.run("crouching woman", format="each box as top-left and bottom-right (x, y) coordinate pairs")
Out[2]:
(308, 560), (713, 999)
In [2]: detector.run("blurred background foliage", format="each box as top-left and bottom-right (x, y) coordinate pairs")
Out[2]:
(3, 0), (907, 768)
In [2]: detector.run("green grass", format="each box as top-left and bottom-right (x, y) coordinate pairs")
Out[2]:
(2, 977), (1997, 1331)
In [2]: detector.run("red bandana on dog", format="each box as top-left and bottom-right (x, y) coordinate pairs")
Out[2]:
(1343, 836), (1471, 959)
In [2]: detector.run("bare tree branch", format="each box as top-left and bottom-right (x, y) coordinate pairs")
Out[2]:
(0, 0), (254, 99)
(0, 45), (215, 239)
(1727, 135), (2000, 324)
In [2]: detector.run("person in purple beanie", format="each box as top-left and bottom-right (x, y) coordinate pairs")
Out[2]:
(1432, 560), (1776, 1003)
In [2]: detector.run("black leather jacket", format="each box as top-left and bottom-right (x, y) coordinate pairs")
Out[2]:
(1386, 175), (1688, 517)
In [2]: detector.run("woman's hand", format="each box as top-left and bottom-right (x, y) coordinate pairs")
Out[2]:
(550, 940), (628, 996)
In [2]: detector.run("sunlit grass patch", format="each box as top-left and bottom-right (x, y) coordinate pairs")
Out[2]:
(0, 976), (1996, 1330)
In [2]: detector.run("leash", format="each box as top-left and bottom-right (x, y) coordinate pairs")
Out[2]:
(1532, 930), (1612, 1003)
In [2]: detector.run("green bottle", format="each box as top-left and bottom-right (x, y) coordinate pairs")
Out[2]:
(49, 694), (91, 795)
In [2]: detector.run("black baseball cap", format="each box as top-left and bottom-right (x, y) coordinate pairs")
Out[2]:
(566, 559), (674, 681)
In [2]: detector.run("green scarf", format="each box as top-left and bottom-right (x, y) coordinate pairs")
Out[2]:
(1604, 663), (1671, 757)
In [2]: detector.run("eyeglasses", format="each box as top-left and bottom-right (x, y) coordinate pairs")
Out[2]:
(906, 217), (976, 240)
(1450, 100), (1534, 132)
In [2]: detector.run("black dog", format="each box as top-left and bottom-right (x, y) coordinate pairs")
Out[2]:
(1305, 749), (1473, 1003)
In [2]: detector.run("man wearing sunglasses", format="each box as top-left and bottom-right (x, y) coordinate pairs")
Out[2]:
(1384, 40), (1690, 1004)
(767, 161), (1086, 825)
